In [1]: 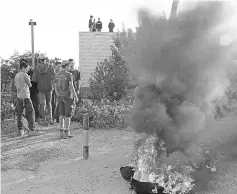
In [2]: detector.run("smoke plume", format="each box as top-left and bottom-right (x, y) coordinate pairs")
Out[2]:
(126, 1), (237, 190)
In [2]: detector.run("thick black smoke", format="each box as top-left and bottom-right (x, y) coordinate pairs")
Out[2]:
(126, 1), (237, 167)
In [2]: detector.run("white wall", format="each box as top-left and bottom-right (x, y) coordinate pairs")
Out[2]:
(79, 32), (115, 87)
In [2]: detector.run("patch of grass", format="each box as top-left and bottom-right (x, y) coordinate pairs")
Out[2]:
(17, 160), (40, 172)
(1, 120), (17, 136)
(1, 156), (17, 171)
(26, 147), (61, 163)
(1, 119), (28, 138)
(1, 163), (14, 171)
(1, 155), (12, 161)
(16, 147), (62, 172)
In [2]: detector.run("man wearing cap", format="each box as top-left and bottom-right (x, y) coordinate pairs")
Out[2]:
(108, 19), (115, 32)
(54, 60), (78, 138)
(33, 53), (55, 126)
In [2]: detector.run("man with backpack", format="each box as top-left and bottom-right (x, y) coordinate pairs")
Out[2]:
(33, 53), (55, 126)
(54, 60), (78, 138)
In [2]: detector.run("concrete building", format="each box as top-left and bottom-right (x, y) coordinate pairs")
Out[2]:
(79, 32), (116, 89)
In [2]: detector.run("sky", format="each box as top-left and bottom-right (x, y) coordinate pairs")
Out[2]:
(1, 0), (231, 67)
(0, 0), (176, 67)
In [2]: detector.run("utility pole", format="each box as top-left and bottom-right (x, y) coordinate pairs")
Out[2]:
(170, 0), (180, 19)
(29, 19), (36, 68)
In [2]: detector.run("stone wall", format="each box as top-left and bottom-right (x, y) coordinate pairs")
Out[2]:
(79, 32), (115, 87)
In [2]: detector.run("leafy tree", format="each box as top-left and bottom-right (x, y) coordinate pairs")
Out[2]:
(1, 50), (58, 86)
(89, 26), (134, 101)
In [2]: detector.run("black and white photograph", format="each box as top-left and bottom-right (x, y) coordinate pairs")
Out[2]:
(1, 0), (237, 193)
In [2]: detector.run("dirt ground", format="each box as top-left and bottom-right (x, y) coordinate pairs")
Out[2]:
(1, 119), (237, 194)
(1, 122), (140, 194)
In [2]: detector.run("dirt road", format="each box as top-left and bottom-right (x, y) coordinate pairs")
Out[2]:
(1, 119), (237, 194)
(1, 123), (140, 194)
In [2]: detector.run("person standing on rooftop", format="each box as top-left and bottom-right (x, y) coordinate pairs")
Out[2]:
(89, 15), (93, 32)
(108, 19), (115, 32)
(92, 19), (96, 32)
(96, 18), (102, 32)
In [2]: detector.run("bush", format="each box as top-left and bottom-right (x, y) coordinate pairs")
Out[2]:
(72, 97), (134, 129)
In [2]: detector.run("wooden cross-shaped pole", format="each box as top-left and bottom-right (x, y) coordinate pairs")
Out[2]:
(29, 19), (36, 68)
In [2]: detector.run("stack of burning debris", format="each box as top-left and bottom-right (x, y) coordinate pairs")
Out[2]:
(120, 1), (237, 194)
(121, 135), (216, 194)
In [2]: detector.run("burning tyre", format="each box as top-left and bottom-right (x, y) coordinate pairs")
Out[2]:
(120, 136), (217, 194)
(120, 136), (197, 194)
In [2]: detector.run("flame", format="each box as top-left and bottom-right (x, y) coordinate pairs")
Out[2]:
(133, 135), (160, 182)
(132, 135), (196, 194)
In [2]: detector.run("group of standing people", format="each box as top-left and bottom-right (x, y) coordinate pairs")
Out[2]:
(89, 15), (115, 32)
(14, 54), (80, 139)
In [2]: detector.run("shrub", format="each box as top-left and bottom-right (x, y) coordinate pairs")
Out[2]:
(72, 97), (134, 129)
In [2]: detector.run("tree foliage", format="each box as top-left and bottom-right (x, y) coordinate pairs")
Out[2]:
(89, 26), (135, 101)
(1, 50), (59, 120)
(1, 51), (60, 86)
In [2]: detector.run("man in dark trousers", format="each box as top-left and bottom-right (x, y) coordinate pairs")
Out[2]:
(92, 19), (96, 32)
(52, 61), (61, 123)
(89, 15), (93, 32)
(33, 53), (55, 126)
(14, 59), (37, 136)
(96, 18), (102, 32)
(68, 59), (80, 101)
(28, 67), (39, 122)
(54, 60), (78, 138)
(68, 59), (80, 90)
(108, 19), (115, 32)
